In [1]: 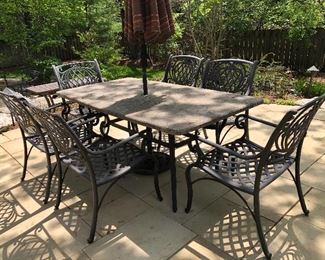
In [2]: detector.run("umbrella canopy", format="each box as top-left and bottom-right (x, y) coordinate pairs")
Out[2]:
(124, 0), (175, 95)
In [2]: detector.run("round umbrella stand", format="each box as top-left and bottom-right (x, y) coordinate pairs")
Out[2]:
(133, 152), (170, 175)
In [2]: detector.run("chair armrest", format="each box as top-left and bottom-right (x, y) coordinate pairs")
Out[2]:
(88, 132), (144, 155)
(247, 115), (278, 127)
(44, 102), (64, 112)
(195, 135), (261, 160)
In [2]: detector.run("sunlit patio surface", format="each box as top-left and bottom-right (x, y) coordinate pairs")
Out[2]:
(0, 103), (324, 259)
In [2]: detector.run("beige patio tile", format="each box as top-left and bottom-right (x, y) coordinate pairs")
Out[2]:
(307, 118), (325, 139)
(117, 171), (170, 198)
(183, 197), (274, 259)
(318, 154), (325, 164)
(0, 205), (92, 259)
(0, 133), (10, 144)
(314, 108), (325, 121)
(0, 147), (29, 193)
(2, 128), (21, 141)
(222, 176), (310, 223)
(301, 162), (325, 191)
(82, 193), (150, 236)
(10, 149), (53, 178)
(287, 188), (325, 230)
(62, 183), (127, 218)
(300, 137), (325, 171)
(0, 138), (24, 155)
(246, 214), (325, 259)
(170, 236), (235, 260)
(83, 208), (195, 260)
(143, 168), (229, 224)
(70, 251), (91, 260)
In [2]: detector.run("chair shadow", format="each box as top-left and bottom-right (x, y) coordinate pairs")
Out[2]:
(185, 203), (315, 259)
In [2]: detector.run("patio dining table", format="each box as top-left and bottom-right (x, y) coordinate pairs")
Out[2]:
(56, 77), (263, 212)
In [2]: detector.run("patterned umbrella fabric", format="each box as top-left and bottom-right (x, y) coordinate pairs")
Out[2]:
(124, 0), (175, 44)
(124, 0), (175, 94)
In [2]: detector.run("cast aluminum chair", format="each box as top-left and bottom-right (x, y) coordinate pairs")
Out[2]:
(162, 54), (203, 87)
(52, 59), (103, 90)
(0, 92), (55, 204)
(0, 92), (100, 204)
(201, 58), (259, 143)
(155, 55), (204, 151)
(30, 105), (162, 243)
(185, 94), (325, 259)
(52, 59), (104, 118)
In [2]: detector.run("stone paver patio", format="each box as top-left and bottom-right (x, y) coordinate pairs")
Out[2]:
(0, 104), (324, 259)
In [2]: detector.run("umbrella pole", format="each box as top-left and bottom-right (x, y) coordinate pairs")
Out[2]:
(141, 42), (148, 95)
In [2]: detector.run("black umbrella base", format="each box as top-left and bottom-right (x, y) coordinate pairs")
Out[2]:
(133, 152), (170, 175)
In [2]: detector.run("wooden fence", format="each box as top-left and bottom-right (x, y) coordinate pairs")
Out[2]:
(1, 29), (324, 72)
(223, 29), (325, 72)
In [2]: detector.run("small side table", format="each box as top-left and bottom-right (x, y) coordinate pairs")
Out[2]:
(27, 82), (60, 107)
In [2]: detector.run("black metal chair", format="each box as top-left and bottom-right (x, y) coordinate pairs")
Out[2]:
(29, 105), (162, 243)
(0, 91), (101, 203)
(0, 92), (55, 204)
(163, 54), (203, 87)
(52, 59), (103, 89)
(201, 58), (259, 143)
(185, 94), (325, 259)
(153, 55), (204, 152)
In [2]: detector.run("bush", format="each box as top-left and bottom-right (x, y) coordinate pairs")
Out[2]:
(294, 79), (325, 97)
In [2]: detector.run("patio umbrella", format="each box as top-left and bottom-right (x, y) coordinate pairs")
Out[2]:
(124, 0), (175, 95)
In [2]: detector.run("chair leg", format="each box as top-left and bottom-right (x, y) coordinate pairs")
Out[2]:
(294, 156), (309, 216)
(88, 186), (99, 243)
(21, 139), (32, 182)
(55, 160), (63, 210)
(185, 165), (194, 213)
(43, 160), (55, 204)
(253, 194), (272, 259)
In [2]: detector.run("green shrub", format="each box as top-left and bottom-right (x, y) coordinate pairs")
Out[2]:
(294, 79), (325, 97)
(254, 56), (295, 98)
(101, 64), (164, 81)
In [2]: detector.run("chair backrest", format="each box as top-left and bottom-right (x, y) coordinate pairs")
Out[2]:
(162, 55), (203, 87)
(202, 59), (258, 95)
(263, 94), (325, 161)
(29, 105), (87, 158)
(0, 92), (41, 137)
(52, 59), (103, 90)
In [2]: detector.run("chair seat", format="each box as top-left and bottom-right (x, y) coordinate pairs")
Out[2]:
(199, 139), (295, 194)
(26, 134), (55, 155)
(62, 137), (148, 185)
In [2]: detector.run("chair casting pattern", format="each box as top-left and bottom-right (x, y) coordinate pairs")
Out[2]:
(202, 59), (258, 95)
(201, 59), (259, 143)
(185, 94), (325, 259)
(29, 105), (161, 243)
(162, 55), (203, 87)
(52, 59), (103, 90)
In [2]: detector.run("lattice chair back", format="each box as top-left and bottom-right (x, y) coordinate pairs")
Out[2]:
(258, 94), (325, 180)
(0, 92), (41, 137)
(202, 59), (258, 95)
(52, 59), (103, 89)
(29, 105), (88, 171)
(162, 55), (203, 87)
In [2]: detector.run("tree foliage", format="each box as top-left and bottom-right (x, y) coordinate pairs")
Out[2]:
(175, 0), (325, 58)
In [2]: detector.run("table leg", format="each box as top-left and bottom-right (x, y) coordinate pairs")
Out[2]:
(168, 134), (177, 212)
